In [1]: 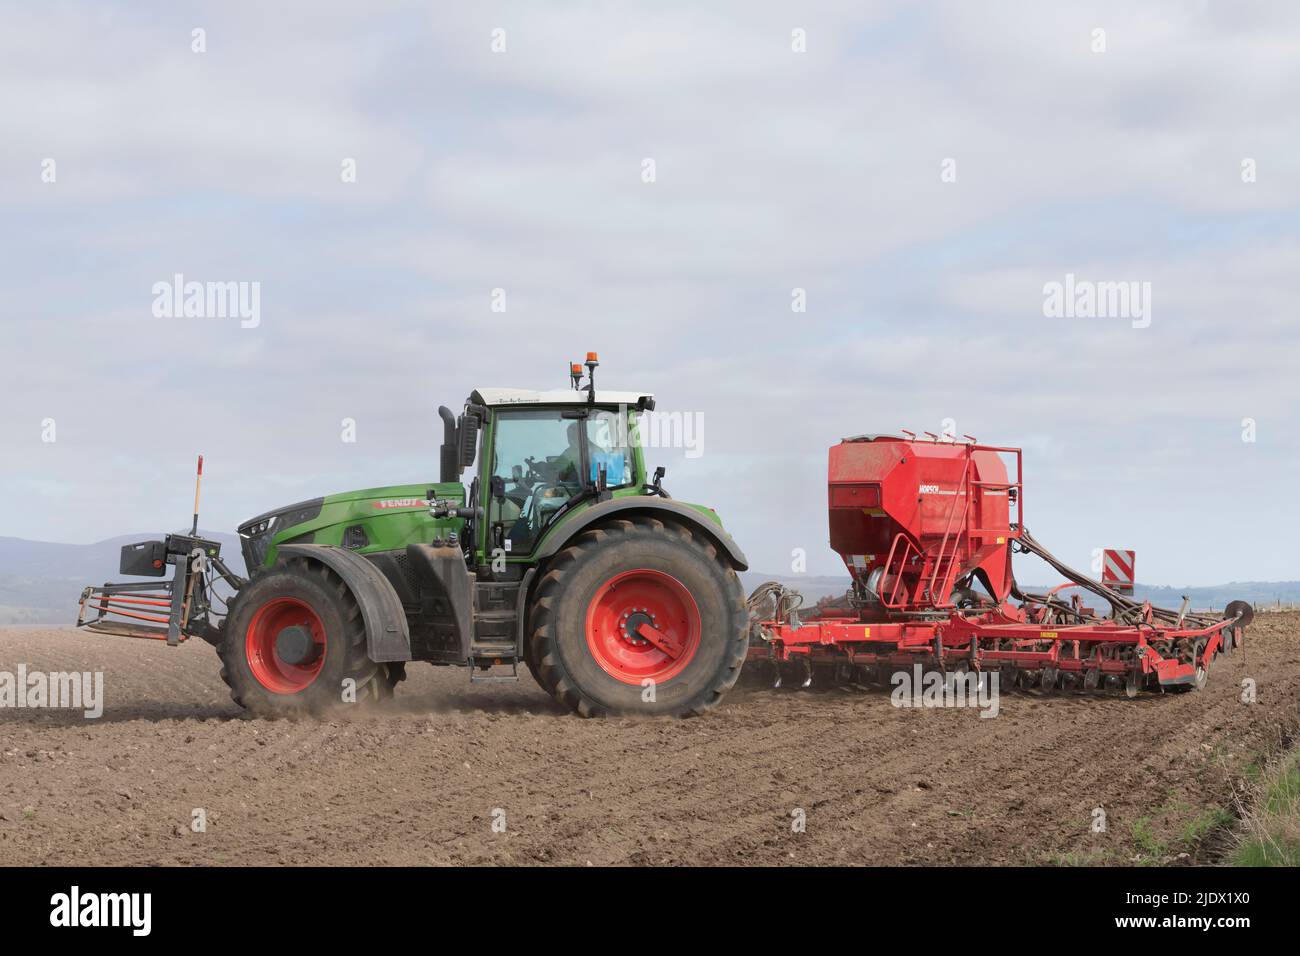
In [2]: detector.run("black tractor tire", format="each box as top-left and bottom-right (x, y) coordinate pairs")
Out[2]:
(523, 632), (545, 687)
(526, 517), (748, 717)
(218, 557), (391, 716)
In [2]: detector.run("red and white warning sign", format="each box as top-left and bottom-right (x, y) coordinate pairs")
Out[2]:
(1101, 549), (1135, 593)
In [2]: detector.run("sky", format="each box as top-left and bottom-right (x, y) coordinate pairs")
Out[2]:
(0, 1), (1297, 586)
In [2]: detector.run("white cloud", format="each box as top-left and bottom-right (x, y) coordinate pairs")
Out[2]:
(1, 0), (1297, 585)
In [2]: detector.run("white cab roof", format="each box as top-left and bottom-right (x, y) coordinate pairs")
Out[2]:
(472, 387), (653, 407)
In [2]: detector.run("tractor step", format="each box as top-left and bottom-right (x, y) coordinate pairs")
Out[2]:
(467, 641), (519, 682)
(468, 661), (519, 683)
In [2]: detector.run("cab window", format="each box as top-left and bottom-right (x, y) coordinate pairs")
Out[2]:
(489, 411), (583, 555)
(586, 408), (635, 489)
(487, 407), (637, 556)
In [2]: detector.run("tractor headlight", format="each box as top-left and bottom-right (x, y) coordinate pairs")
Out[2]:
(237, 498), (324, 574)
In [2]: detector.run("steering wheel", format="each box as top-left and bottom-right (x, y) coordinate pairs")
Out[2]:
(522, 481), (573, 532)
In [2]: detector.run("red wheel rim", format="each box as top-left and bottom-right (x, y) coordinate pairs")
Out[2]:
(245, 597), (327, 694)
(585, 569), (702, 685)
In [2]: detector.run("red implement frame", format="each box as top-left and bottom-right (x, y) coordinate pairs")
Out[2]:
(751, 434), (1250, 694)
(751, 609), (1237, 691)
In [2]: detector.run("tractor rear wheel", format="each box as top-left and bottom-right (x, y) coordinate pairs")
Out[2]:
(218, 558), (390, 715)
(527, 517), (747, 717)
(523, 619), (545, 687)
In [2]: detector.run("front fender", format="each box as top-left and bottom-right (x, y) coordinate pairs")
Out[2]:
(278, 544), (412, 662)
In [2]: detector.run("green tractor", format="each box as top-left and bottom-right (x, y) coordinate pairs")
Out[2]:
(77, 355), (750, 717)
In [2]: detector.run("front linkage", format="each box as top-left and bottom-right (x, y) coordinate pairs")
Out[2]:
(77, 531), (244, 647)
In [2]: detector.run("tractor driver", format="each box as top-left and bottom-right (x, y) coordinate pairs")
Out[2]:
(554, 422), (584, 485)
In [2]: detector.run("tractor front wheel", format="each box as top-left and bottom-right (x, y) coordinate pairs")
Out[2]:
(527, 517), (747, 717)
(218, 558), (391, 715)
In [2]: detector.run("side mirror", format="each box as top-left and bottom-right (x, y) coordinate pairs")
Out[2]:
(649, 466), (668, 498)
(490, 475), (507, 500)
(458, 412), (480, 467)
(512, 464), (523, 481)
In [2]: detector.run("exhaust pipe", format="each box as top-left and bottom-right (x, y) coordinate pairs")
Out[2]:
(438, 406), (459, 482)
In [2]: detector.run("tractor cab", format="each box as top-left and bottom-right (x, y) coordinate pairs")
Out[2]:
(466, 389), (653, 560)
(437, 353), (658, 570)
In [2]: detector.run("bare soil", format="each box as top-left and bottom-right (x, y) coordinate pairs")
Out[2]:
(1, 614), (1297, 866)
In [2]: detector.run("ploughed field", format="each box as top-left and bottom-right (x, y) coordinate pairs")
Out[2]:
(1, 613), (1297, 866)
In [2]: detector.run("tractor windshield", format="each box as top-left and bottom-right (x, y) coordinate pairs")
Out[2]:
(488, 407), (636, 554)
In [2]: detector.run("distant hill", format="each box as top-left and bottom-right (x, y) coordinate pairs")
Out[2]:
(1019, 581), (1300, 612)
(0, 536), (1295, 628)
(739, 573), (854, 605)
